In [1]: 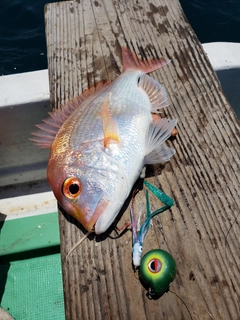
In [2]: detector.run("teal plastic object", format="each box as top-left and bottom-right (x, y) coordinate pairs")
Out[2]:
(0, 212), (65, 320)
(139, 249), (176, 296)
(0, 254), (65, 320)
(0, 212), (60, 261)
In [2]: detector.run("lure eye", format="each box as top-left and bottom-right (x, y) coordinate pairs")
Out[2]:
(62, 177), (82, 199)
(148, 258), (161, 273)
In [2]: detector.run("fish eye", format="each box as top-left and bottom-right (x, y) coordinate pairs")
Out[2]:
(62, 177), (82, 199)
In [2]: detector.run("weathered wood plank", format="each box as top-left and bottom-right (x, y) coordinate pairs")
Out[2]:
(45, 0), (240, 319)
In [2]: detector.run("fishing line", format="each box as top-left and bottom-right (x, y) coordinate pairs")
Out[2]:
(133, 263), (192, 320)
(108, 223), (132, 239)
(133, 270), (140, 280)
(224, 211), (240, 260)
(169, 290), (193, 320)
(66, 231), (91, 259)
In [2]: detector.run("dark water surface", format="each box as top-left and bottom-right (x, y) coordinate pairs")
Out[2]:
(180, 0), (240, 43)
(0, 0), (55, 75)
(0, 0), (240, 75)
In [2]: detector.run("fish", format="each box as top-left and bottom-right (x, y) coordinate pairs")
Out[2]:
(31, 47), (177, 235)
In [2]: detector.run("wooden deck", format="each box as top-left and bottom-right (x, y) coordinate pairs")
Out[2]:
(45, 1), (240, 319)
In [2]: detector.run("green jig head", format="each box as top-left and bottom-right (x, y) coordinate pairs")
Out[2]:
(139, 249), (176, 297)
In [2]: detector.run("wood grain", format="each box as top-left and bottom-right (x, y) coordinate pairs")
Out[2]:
(45, 0), (240, 319)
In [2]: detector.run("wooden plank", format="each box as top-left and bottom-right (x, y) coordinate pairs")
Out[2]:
(44, 1), (240, 319)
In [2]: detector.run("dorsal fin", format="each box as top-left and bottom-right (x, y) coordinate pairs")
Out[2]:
(31, 80), (110, 148)
(122, 47), (170, 73)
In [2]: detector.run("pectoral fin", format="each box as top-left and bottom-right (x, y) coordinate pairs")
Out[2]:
(101, 94), (120, 148)
(144, 118), (177, 164)
(138, 74), (169, 112)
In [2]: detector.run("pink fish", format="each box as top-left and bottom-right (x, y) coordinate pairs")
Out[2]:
(32, 47), (177, 234)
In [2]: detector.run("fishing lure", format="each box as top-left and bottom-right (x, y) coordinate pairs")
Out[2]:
(130, 179), (174, 268)
(139, 249), (176, 297)
(130, 179), (176, 297)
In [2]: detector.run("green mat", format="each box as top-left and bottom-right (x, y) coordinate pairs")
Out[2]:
(0, 212), (65, 320)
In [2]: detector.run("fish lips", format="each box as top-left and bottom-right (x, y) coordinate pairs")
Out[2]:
(71, 197), (109, 233)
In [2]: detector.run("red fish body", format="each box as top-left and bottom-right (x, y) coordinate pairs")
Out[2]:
(32, 48), (177, 234)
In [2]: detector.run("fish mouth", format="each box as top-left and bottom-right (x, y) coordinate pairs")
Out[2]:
(80, 198), (109, 233)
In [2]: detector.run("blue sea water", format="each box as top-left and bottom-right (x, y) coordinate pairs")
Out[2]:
(0, 0), (240, 75)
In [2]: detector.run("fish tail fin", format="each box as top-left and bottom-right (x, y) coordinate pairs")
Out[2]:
(122, 47), (170, 73)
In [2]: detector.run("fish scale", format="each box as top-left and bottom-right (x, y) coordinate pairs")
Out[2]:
(68, 70), (149, 146)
